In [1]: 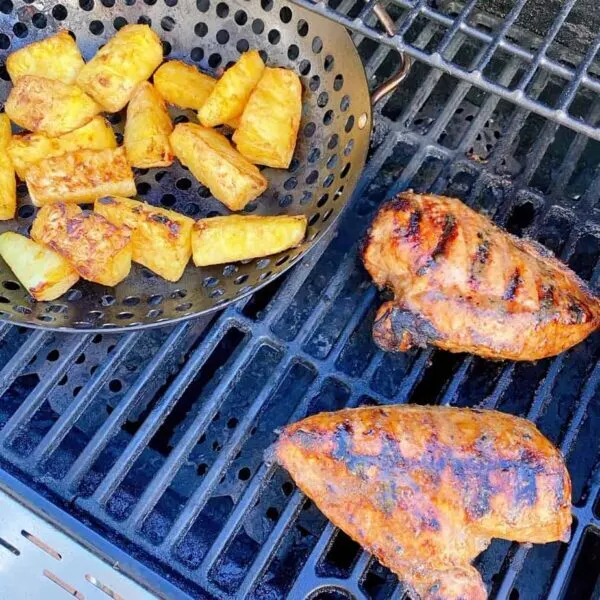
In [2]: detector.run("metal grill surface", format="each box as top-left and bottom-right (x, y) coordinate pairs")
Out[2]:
(0, 0), (599, 598)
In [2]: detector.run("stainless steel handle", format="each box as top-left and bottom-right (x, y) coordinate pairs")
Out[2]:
(370, 3), (413, 105)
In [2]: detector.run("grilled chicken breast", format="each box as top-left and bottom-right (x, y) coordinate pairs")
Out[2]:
(275, 406), (572, 600)
(362, 192), (600, 360)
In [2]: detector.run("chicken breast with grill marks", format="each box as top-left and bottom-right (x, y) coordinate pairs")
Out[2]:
(361, 192), (600, 360)
(274, 406), (572, 600)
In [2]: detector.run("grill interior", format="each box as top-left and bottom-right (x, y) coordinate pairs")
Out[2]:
(0, 0), (599, 598)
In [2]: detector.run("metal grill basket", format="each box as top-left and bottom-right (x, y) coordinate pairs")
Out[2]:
(0, 0), (407, 330)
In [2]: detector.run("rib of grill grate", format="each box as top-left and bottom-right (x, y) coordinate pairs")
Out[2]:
(0, 1), (599, 599)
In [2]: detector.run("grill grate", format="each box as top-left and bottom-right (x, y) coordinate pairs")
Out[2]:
(292, 0), (600, 141)
(0, 0), (599, 599)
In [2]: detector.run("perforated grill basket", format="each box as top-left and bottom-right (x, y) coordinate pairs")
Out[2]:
(0, 0), (408, 330)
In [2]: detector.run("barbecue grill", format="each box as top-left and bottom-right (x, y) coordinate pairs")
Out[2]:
(0, 0), (599, 598)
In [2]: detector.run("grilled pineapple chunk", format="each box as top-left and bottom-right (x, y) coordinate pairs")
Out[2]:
(154, 61), (216, 110)
(0, 113), (11, 147)
(5, 75), (101, 137)
(95, 196), (193, 281)
(192, 214), (307, 266)
(198, 50), (264, 127)
(8, 117), (117, 179)
(25, 147), (136, 207)
(170, 123), (267, 211)
(0, 232), (79, 301)
(233, 67), (302, 168)
(76, 24), (163, 112)
(31, 203), (132, 286)
(125, 82), (173, 168)
(154, 61), (240, 129)
(0, 114), (15, 220)
(7, 30), (85, 84)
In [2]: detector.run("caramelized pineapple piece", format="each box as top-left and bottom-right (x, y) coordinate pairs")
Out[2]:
(0, 232), (79, 301)
(152, 60), (240, 128)
(233, 67), (302, 168)
(125, 82), (173, 168)
(31, 203), (132, 286)
(170, 123), (267, 211)
(76, 24), (163, 112)
(192, 214), (306, 266)
(25, 147), (136, 207)
(7, 30), (85, 84)
(95, 196), (193, 281)
(5, 75), (101, 137)
(198, 50), (264, 127)
(8, 117), (117, 179)
(154, 60), (216, 110)
(0, 113), (15, 220)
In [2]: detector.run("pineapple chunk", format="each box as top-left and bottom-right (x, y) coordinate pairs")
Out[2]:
(154, 60), (216, 110)
(76, 24), (163, 112)
(233, 67), (302, 168)
(125, 82), (173, 168)
(31, 203), (132, 286)
(0, 112), (11, 148)
(25, 147), (136, 207)
(95, 196), (193, 281)
(5, 75), (101, 137)
(153, 61), (240, 128)
(170, 123), (267, 211)
(8, 116), (117, 179)
(198, 50), (264, 127)
(0, 153), (15, 220)
(0, 232), (79, 301)
(7, 30), (85, 84)
(192, 214), (306, 266)
(0, 113), (16, 220)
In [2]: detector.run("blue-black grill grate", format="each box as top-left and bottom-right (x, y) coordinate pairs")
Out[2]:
(0, 0), (599, 598)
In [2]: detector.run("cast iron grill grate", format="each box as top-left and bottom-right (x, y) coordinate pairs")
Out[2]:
(293, 0), (600, 141)
(0, 0), (598, 599)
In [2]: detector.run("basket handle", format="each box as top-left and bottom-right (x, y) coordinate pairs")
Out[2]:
(370, 3), (413, 105)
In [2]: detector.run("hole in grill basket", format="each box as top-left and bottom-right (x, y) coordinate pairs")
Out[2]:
(113, 16), (128, 30)
(52, 5), (67, 20)
(216, 29), (229, 44)
(299, 59), (310, 75)
(32, 12), (46, 28)
(90, 21), (104, 35)
(208, 53), (222, 68)
(161, 16), (175, 31)
(191, 46), (204, 62)
(12, 22), (27, 38)
(252, 18), (264, 34)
